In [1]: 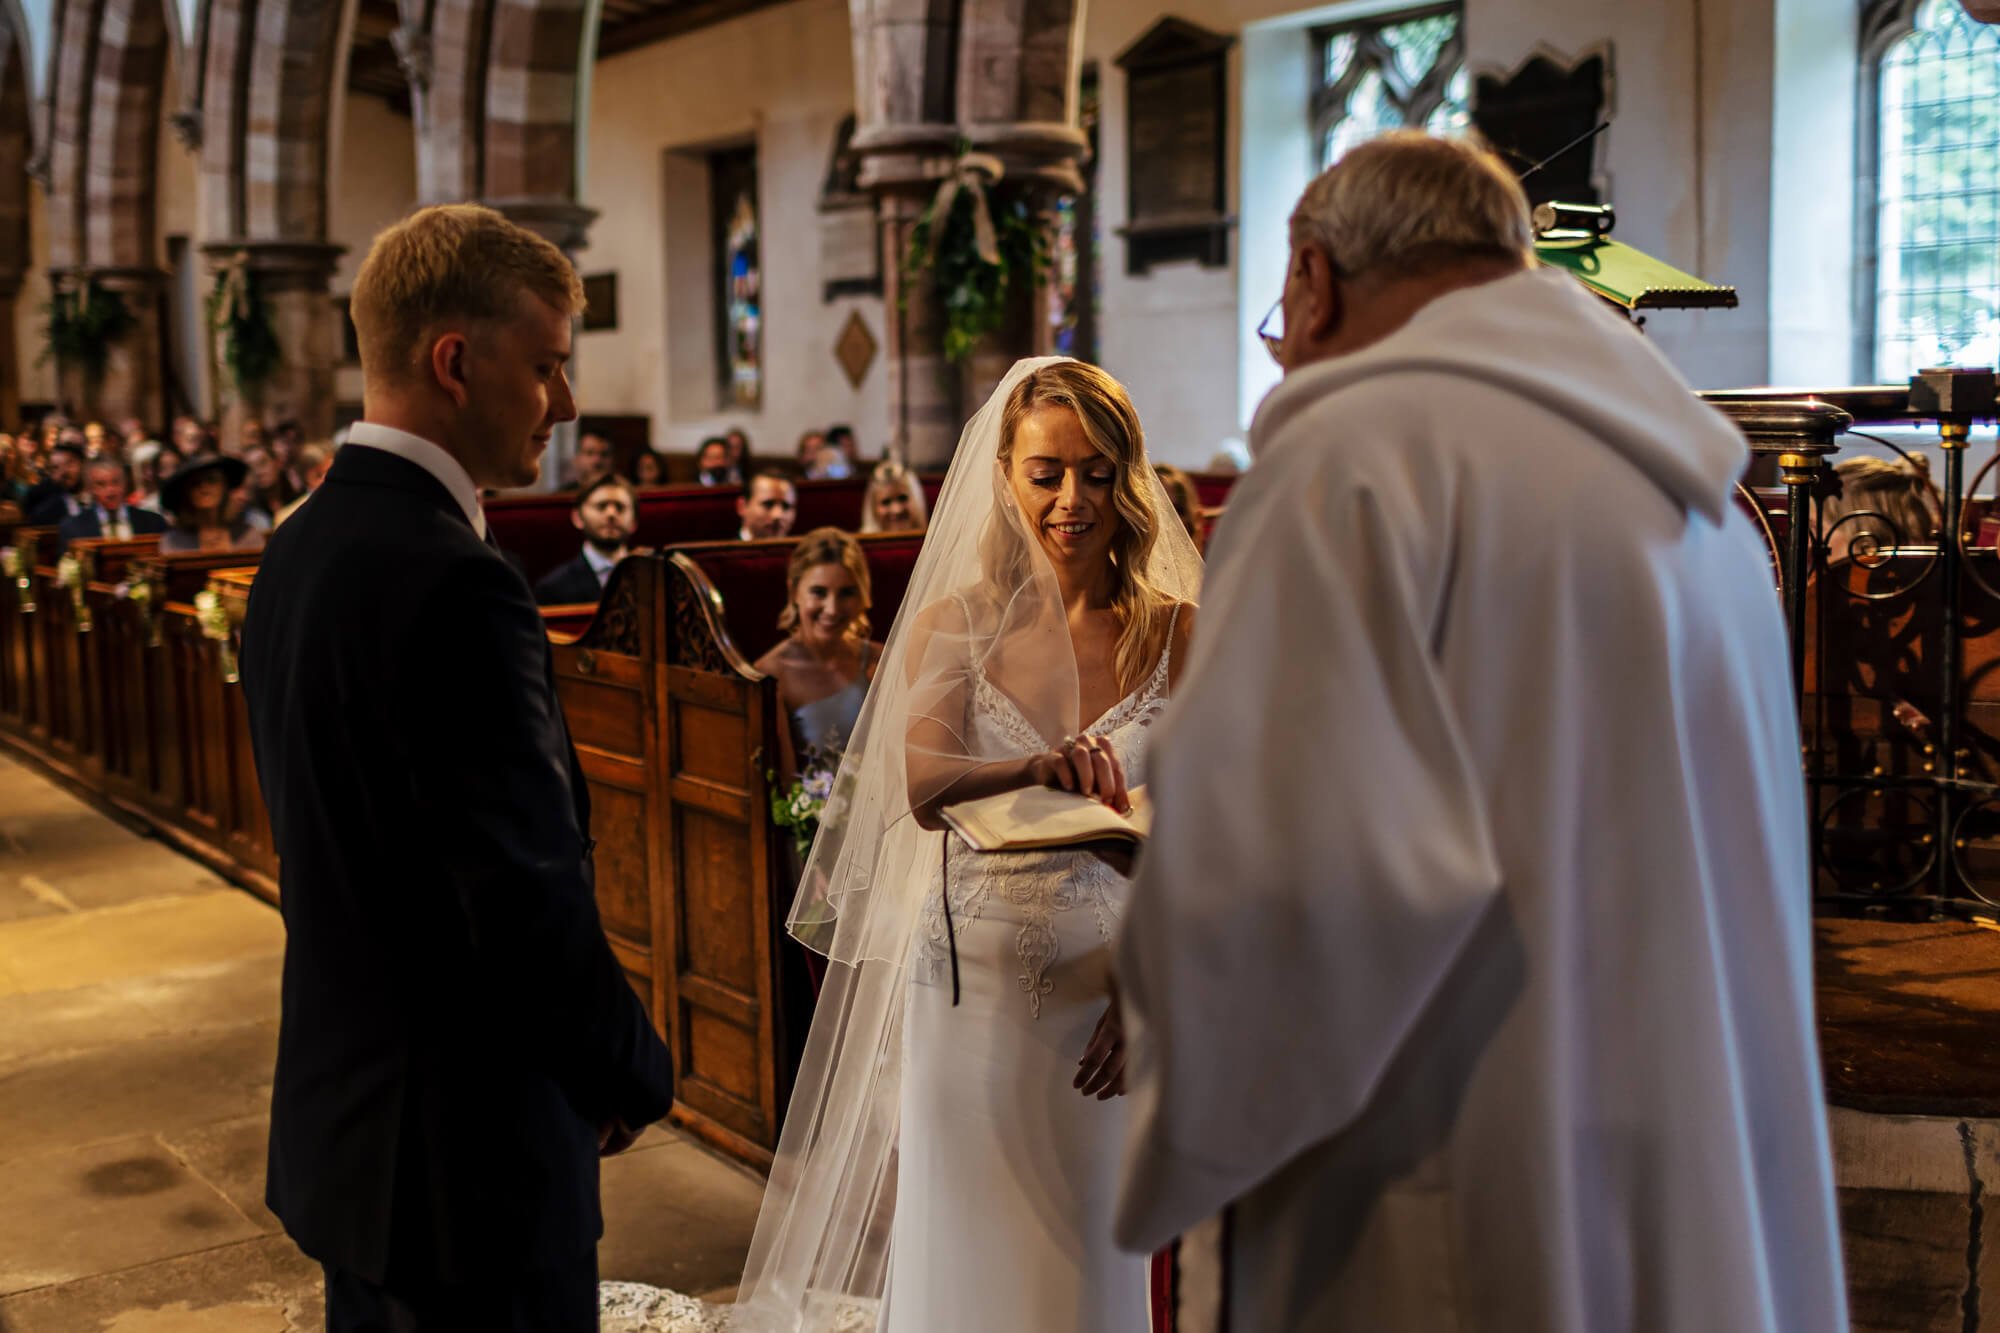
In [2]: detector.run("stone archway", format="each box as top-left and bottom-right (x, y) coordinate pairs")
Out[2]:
(0, 8), (29, 426)
(197, 0), (348, 436)
(420, 0), (595, 246)
(40, 0), (171, 422)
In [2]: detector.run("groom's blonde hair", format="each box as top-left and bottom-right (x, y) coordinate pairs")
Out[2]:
(1291, 131), (1533, 280)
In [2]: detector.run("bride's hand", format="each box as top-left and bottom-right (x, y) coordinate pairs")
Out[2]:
(1075, 991), (1127, 1100)
(1030, 735), (1130, 814)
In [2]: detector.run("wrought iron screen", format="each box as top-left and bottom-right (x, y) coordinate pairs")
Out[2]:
(1312, 3), (1468, 171)
(1861, 0), (2000, 384)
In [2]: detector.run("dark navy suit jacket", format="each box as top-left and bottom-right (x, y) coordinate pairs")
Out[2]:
(239, 444), (673, 1285)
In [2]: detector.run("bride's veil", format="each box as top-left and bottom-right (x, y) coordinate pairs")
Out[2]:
(732, 356), (1204, 1330)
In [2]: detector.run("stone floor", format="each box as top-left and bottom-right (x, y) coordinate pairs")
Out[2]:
(0, 752), (764, 1333)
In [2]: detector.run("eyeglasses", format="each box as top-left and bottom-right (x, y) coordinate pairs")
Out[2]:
(1256, 299), (1284, 365)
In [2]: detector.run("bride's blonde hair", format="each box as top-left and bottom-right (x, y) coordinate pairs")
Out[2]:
(987, 361), (1170, 694)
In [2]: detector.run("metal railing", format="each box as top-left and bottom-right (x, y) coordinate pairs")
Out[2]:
(1705, 371), (2000, 917)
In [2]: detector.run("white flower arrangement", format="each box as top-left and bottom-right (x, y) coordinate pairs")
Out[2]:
(193, 588), (232, 642)
(0, 546), (19, 579)
(55, 553), (83, 591)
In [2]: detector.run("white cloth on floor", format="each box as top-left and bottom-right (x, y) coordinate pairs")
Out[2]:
(1114, 266), (1848, 1332)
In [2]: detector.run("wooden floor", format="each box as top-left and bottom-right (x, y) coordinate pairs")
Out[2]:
(1818, 915), (2000, 1117)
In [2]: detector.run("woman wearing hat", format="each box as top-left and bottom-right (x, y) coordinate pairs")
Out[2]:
(160, 455), (267, 554)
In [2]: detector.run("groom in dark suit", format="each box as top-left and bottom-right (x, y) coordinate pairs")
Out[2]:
(240, 204), (674, 1332)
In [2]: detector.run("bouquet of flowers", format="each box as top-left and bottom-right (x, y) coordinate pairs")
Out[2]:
(194, 588), (240, 683)
(55, 553), (83, 591)
(768, 744), (843, 863)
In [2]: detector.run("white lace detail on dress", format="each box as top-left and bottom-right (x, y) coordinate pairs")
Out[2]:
(917, 605), (1180, 1017)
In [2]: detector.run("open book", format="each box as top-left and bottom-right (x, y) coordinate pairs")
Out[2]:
(941, 785), (1152, 853)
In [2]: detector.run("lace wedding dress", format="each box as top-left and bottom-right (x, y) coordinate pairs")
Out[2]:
(881, 605), (1179, 1333)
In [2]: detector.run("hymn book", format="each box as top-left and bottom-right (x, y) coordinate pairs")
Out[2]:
(941, 786), (1152, 853)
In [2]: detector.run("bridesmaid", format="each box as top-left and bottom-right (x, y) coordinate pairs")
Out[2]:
(753, 527), (885, 784)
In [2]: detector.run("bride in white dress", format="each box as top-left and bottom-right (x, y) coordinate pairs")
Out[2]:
(731, 358), (1203, 1333)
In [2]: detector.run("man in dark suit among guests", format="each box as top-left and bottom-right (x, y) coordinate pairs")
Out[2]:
(534, 475), (637, 605)
(239, 203), (674, 1333)
(25, 439), (87, 525)
(57, 457), (168, 549)
(738, 468), (797, 540)
(564, 430), (614, 491)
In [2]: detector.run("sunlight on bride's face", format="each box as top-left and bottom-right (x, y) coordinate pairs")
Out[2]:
(1008, 405), (1121, 579)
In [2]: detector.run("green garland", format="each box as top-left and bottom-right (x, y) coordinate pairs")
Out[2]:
(207, 267), (282, 394)
(903, 183), (1050, 364)
(40, 280), (135, 380)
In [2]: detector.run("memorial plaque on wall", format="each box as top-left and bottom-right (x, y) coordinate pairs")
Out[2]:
(819, 114), (882, 301)
(1115, 18), (1235, 275)
(1471, 48), (1611, 209)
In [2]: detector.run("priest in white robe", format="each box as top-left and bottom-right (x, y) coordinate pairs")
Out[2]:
(1112, 132), (1847, 1331)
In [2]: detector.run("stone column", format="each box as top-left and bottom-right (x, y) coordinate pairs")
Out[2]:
(0, 271), (20, 429)
(959, 126), (1086, 410)
(202, 241), (343, 442)
(857, 128), (960, 468)
(89, 266), (167, 428)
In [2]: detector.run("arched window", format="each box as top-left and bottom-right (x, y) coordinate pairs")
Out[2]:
(1313, 5), (1467, 172)
(1861, 0), (2000, 383)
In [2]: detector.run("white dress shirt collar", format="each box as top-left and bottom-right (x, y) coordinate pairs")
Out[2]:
(343, 422), (487, 539)
(582, 543), (619, 584)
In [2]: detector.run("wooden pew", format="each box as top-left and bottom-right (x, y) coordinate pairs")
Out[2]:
(487, 475), (950, 585)
(544, 533), (925, 1166)
(0, 524), (46, 737)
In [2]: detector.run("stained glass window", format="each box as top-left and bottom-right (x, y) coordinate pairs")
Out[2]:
(1313, 4), (1466, 172)
(710, 146), (762, 410)
(1866, 0), (2000, 382)
(1050, 65), (1101, 363)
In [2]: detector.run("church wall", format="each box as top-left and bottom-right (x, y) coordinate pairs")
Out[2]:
(327, 92), (418, 414)
(1084, 0), (1798, 457)
(1462, 0), (1778, 392)
(15, 174), (52, 407)
(581, 0), (890, 460)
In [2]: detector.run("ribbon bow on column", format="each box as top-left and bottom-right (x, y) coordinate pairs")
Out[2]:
(211, 251), (253, 330)
(926, 152), (1007, 266)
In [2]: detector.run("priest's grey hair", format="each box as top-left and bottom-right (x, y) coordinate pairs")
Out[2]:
(1289, 131), (1534, 280)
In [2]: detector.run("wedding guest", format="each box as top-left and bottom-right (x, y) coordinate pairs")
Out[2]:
(239, 418), (268, 454)
(696, 437), (739, 487)
(1152, 463), (1202, 551)
(118, 417), (148, 450)
(859, 459), (928, 533)
(173, 416), (211, 457)
(242, 444), (297, 523)
(1113, 132), (1845, 1332)
(57, 457), (168, 549)
(725, 426), (752, 471)
(25, 440), (88, 524)
(1820, 455), (1940, 567)
(633, 450), (666, 487)
(796, 428), (830, 471)
(739, 469), (797, 540)
(83, 421), (108, 454)
(139, 446), (184, 513)
(567, 431), (614, 490)
(534, 475), (638, 606)
(0, 434), (23, 504)
(160, 454), (266, 553)
(274, 444), (335, 527)
(752, 527), (883, 785)
(826, 424), (860, 470)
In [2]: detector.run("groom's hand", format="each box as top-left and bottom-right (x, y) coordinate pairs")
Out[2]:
(598, 1118), (642, 1156)
(1074, 991), (1127, 1100)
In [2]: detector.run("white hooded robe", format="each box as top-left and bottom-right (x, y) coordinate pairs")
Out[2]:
(1114, 267), (1847, 1332)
